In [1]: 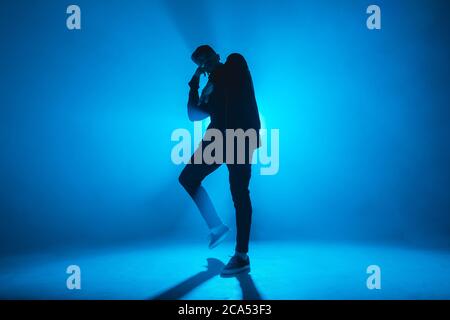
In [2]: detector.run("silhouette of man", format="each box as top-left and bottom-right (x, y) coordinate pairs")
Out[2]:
(179, 45), (261, 276)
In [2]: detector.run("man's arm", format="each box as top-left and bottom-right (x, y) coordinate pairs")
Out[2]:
(187, 73), (210, 122)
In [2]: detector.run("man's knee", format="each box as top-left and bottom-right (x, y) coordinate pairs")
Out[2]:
(178, 171), (191, 189)
(178, 170), (200, 193)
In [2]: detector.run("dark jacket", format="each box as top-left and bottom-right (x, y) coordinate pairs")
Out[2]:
(187, 53), (261, 134)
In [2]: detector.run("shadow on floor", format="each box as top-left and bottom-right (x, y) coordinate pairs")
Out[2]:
(150, 258), (263, 300)
(226, 271), (263, 300)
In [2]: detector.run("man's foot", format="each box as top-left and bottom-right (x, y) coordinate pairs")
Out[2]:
(221, 254), (250, 276)
(208, 225), (230, 249)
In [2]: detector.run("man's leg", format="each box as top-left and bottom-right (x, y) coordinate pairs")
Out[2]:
(179, 162), (222, 229)
(220, 162), (253, 276)
(178, 146), (223, 230)
(227, 163), (253, 254)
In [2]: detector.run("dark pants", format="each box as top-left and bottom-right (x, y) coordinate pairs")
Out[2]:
(179, 141), (254, 254)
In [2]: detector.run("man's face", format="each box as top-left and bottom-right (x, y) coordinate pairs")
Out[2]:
(193, 52), (219, 74)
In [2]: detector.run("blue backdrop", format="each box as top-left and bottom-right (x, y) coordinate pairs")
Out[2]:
(1, 0), (449, 255)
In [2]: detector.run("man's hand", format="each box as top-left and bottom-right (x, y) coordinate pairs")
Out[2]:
(189, 66), (205, 90)
(194, 66), (206, 78)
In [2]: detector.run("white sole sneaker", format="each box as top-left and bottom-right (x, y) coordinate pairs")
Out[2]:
(220, 265), (250, 276)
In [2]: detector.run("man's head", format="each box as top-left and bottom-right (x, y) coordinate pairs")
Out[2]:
(191, 45), (220, 74)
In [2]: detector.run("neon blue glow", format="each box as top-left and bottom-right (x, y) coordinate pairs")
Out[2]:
(0, 0), (449, 299)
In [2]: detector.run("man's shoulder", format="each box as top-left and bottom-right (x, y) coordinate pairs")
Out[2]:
(225, 53), (246, 64)
(224, 53), (248, 78)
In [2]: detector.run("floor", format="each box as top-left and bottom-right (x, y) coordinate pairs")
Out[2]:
(1, 241), (449, 300)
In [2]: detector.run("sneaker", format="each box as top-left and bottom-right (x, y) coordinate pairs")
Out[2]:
(208, 225), (230, 249)
(221, 254), (250, 276)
